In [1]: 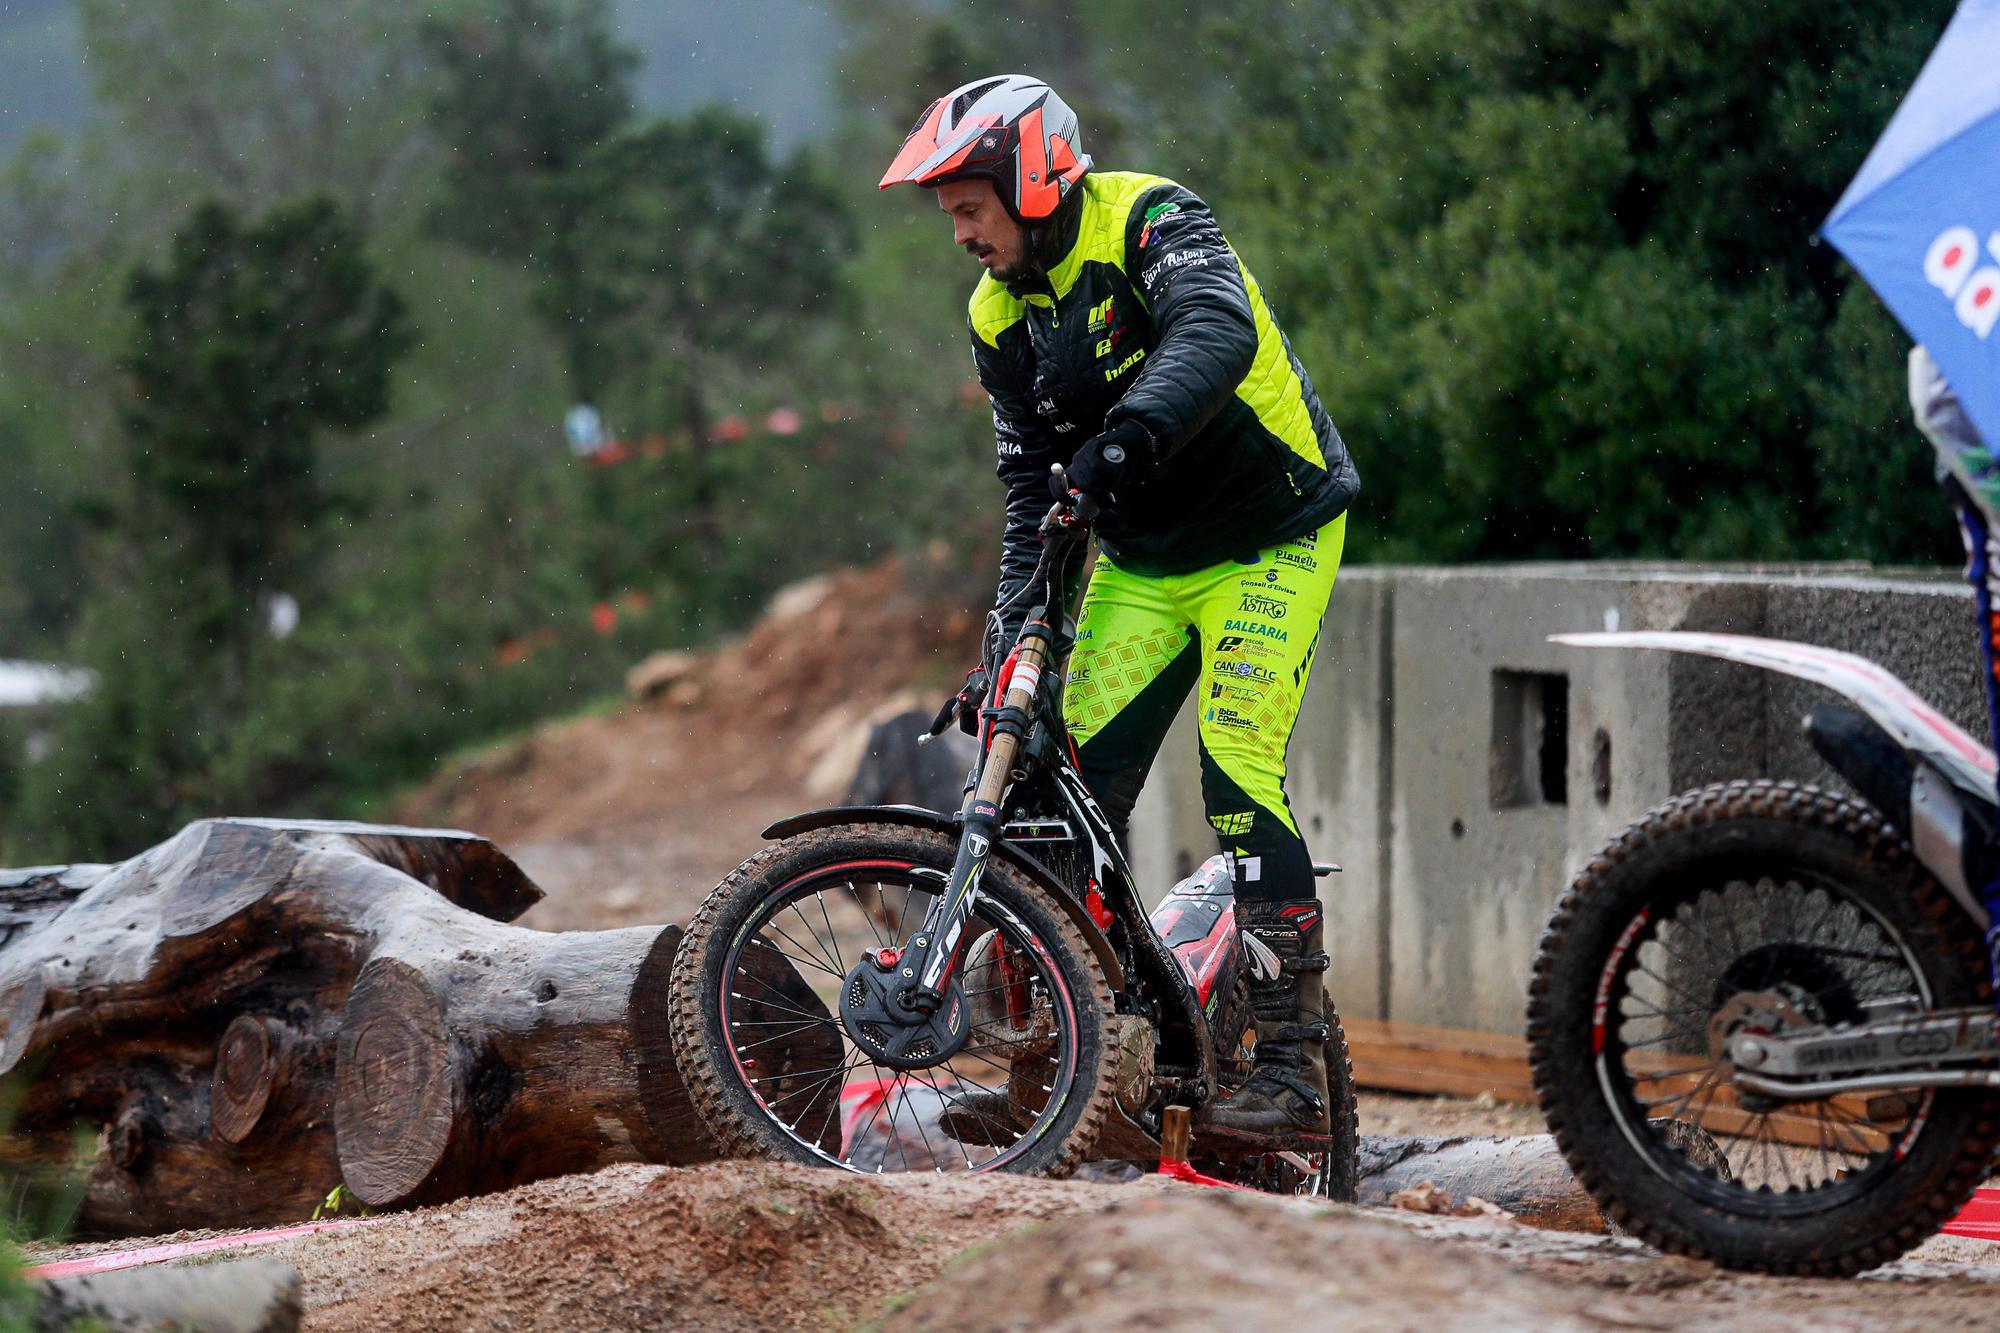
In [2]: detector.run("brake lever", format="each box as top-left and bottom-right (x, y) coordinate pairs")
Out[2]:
(917, 692), (957, 747)
(1041, 463), (1097, 537)
(919, 666), (990, 748)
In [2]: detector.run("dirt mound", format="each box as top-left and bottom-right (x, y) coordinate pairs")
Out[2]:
(879, 1190), (1604, 1333)
(718, 560), (984, 730)
(296, 1162), (1128, 1332)
(32, 1126), (2000, 1330)
(392, 557), (984, 932)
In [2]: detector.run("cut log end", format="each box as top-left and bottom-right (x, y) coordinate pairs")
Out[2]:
(211, 1015), (282, 1145)
(335, 961), (454, 1207)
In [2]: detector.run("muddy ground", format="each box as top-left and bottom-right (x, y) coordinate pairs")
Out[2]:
(36, 561), (1996, 1329)
(27, 1143), (2000, 1332)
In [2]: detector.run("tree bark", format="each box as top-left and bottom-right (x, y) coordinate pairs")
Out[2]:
(1356, 1123), (1728, 1232)
(1358, 1134), (1607, 1230)
(0, 818), (728, 1235)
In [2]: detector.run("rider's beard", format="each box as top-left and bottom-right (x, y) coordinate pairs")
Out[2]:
(989, 250), (1030, 283)
(970, 240), (1028, 284)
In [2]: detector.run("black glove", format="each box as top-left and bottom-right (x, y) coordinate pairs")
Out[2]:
(1050, 420), (1150, 505)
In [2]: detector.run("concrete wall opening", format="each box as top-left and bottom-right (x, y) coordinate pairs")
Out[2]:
(1491, 670), (1569, 808)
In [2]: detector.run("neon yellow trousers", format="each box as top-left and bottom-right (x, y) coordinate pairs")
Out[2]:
(1062, 513), (1345, 902)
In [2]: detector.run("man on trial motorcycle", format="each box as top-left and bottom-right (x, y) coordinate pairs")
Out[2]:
(879, 74), (1361, 1141)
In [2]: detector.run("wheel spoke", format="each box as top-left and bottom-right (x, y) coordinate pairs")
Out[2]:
(813, 890), (849, 976)
(761, 917), (844, 978)
(844, 1074), (896, 1168)
(734, 1020), (830, 1057)
(930, 1079), (1011, 1154)
(713, 862), (1087, 1178)
(781, 900), (845, 978)
(1598, 871), (1934, 1207)
(784, 1049), (866, 1141)
(899, 1072), (946, 1171)
(729, 968), (831, 1022)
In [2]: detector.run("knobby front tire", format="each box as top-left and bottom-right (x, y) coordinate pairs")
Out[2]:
(667, 822), (1116, 1177)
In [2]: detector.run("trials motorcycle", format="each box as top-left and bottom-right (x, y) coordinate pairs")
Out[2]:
(667, 473), (1359, 1196)
(1529, 404), (2000, 1273)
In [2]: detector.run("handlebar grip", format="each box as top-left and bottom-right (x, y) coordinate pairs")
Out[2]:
(1068, 489), (1101, 522)
(924, 692), (957, 739)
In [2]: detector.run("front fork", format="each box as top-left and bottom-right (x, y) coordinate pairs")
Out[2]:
(1947, 493), (2000, 1002)
(893, 618), (1056, 1009)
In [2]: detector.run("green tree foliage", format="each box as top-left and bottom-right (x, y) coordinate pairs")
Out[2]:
(12, 196), (412, 859)
(1163, 0), (1958, 561)
(121, 198), (413, 619)
(558, 112), (850, 397)
(423, 0), (638, 262)
(424, 1), (865, 603)
(551, 111), (855, 587)
(0, 412), (80, 657)
(77, 0), (439, 226)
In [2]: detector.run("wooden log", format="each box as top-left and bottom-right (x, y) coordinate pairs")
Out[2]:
(1359, 1133), (1606, 1230)
(211, 1015), (294, 1146)
(1344, 1018), (1539, 1103)
(0, 818), (740, 1235)
(331, 918), (712, 1207)
(39, 1257), (302, 1333)
(1357, 1123), (1730, 1232)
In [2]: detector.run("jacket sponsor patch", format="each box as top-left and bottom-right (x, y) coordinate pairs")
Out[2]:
(1212, 660), (1277, 684)
(1241, 569), (1299, 594)
(1138, 201), (1181, 248)
(1104, 347), (1147, 381)
(1142, 248), (1212, 294)
(1205, 706), (1258, 732)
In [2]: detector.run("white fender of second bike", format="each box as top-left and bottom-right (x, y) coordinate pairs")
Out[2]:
(1556, 631), (2000, 927)
(1551, 630), (1998, 799)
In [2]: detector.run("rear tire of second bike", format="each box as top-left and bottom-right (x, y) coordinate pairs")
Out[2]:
(1528, 781), (2000, 1275)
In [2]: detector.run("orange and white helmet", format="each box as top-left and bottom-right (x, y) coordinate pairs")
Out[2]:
(878, 74), (1092, 222)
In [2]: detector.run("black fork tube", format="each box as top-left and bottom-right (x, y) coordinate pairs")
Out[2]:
(900, 616), (1055, 1005)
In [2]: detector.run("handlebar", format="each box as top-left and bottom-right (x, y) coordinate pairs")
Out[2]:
(1042, 463), (1098, 537)
(925, 465), (1098, 745)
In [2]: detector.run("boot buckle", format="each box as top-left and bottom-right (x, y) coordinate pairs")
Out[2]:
(1280, 950), (1331, 977)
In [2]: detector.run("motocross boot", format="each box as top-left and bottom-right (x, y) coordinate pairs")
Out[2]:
(1198, 897), (1332, 1140)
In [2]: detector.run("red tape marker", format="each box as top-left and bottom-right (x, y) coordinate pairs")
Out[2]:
(22, 1216), (383, 1281)
(1157, 1157), (1256, 1191)
(1943, 1187), (2000, 1242)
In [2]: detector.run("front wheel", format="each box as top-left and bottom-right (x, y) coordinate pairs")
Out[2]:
(1528, 781), (2000, 1275)
(667, 822), (1117, 1176)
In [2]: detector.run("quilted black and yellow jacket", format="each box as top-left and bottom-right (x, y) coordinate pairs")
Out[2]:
(968, 170), (1360, 625)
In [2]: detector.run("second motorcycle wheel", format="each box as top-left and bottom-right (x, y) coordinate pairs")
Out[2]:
(1528, 780), (2000, 1275)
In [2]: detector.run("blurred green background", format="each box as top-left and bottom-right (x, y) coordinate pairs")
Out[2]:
(0, 0), (1961, 862)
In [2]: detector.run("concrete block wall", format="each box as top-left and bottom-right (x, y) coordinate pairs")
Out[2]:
(1125, 565), (1984, 1036)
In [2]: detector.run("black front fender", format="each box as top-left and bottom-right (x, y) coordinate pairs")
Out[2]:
(761, 805), (1126, 991)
